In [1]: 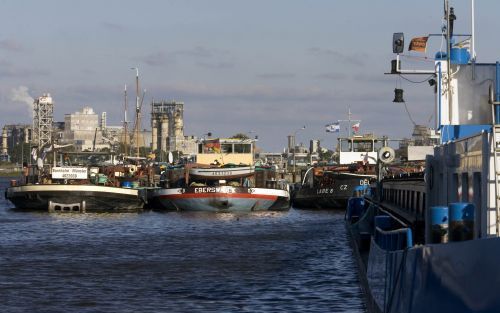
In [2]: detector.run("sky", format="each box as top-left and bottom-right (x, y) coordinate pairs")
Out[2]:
(2, 0), (500, 152)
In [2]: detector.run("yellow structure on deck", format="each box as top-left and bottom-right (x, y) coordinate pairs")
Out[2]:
(196, 138), (254, 165)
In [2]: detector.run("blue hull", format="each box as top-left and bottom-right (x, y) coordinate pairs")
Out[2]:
(347, 203), (500, 313)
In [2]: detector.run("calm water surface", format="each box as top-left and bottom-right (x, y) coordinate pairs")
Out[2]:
(0, 178), (365, 313)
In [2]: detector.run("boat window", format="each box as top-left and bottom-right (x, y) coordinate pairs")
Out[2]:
(340, 139), (352, 152)
(221, 144), (233, 153)
(200, 139), (221, 154)
(352, 140), (373, 152)
(234, 144), (251, 153)
(374, 140), (384, 151)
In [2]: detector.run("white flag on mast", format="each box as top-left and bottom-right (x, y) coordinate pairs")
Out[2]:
(325, 123), (340, 133)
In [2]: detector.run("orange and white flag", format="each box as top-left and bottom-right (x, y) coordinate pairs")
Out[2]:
(408, 36), (429, 52)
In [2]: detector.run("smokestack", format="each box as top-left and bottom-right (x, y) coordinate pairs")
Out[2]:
(2, 127), (8, 155)
(287, 135), (294, 153)
(151, 119), (158, 152)
(161, 119), (169, 152)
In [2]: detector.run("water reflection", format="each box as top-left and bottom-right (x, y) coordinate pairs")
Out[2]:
(0, 179), (365, 313)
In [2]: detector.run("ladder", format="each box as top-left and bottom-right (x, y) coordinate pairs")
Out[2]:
(491, 103), (500, 236)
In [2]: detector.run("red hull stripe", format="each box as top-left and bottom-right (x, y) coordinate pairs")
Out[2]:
(160, 193), (278, 200)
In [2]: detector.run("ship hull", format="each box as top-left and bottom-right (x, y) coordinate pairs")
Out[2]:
(147, 186), (290, 212)
(5, 184), (144, 212)
(292, 172), (374, 209)
(347, 203), (500, 313)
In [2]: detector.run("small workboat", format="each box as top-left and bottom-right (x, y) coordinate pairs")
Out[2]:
(292, 134), (378, 209)
(189, 164), (254, 180)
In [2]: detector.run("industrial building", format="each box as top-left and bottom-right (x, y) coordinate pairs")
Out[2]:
(32, 94), (54, 149)
(151, 100), (186, 153)
(1, 124), (32, 162)
(62, 107), (108, 151)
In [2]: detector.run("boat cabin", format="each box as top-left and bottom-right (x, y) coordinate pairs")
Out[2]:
(337, 135), (385, 165)
(196, 138), (254, 166)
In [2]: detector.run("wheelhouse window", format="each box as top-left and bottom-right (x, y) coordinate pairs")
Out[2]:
(198, 139), (221, 154)
(234, 143), (251, 153)
(340, 139), (352, 152)
(353, 140), (373, 152)
(221, 144), (233, 153)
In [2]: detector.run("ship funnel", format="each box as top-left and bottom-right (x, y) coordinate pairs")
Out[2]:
(393, 88), (405, 103)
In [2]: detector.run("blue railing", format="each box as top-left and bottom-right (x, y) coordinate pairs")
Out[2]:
(374, 216), (413, 251)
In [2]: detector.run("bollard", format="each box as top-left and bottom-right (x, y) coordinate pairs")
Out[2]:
(448, 202), (475, 241)
(430, 206), (449, 243)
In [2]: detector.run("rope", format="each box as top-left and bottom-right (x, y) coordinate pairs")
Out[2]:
(399, 74), (435, 84)
(402, 101), (418, 127)
(426, 112), (434, 126)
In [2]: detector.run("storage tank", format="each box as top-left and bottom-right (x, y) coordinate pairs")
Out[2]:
(448, 202), (475, 241)
(428, 206), (449, 243)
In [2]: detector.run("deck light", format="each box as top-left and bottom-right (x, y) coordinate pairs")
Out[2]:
(393, 32), (404, 54)
(393, 88), (405, 103)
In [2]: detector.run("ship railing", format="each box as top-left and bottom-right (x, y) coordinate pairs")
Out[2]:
(374, 215), (413, 251)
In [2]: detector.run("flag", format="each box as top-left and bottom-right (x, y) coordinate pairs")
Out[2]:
(352, 122), (360, 133)
(408, 36), (429, 52)
(31, 148), (37, 161)
(325, 123), (340, 133)
(454, 38), (471, 49)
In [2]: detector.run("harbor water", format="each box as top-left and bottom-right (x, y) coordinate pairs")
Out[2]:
(0, 178), (365, 313)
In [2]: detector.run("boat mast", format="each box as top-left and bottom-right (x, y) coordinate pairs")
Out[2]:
(348, 107), (352, 137)
(471, 0), (476, 62)
(471, 0), (476, 79)
(124, 84), (128, 156)
(445, 0), (453, 125)
(131, 67), (140, 158)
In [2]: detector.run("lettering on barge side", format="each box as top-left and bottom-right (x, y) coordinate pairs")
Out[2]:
(51, 167), (88, 179)
(193, 187), (235, 194)
(360, 179), (369, 185)
(211, 171), (233, 176)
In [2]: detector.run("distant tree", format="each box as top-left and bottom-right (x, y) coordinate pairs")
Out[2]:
(230, 133), (249, 140)
(9, 143), (31, 164)
(319, 148), (334, 162)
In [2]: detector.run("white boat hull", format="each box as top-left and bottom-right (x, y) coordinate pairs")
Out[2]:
(5, 184), (144, 212)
